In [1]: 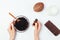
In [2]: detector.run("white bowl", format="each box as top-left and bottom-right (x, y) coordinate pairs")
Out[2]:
(46, 6), (59, 16)
(14, 15), (29, 33)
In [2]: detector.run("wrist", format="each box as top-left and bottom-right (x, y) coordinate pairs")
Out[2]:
(34, 31), (39, 36)
(34, 31), (39, 40)
(10, 37), (15, 40)
(34, 33), (39, 37)
(34, 34), (39, 40)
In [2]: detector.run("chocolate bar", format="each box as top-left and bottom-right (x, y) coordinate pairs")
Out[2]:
(45, 20), (60, 36)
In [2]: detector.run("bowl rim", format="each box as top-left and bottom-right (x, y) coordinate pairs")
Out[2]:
(14, 15), (30, 33)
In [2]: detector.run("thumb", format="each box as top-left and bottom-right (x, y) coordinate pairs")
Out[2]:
(37, 21), (42, 31)
(11, 23), (15, 30)
(35, 23), (37, 30)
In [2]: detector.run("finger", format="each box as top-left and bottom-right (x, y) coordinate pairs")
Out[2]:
(8, 22), (14, 32)
(35, 23), (38, 30)
(10, 21), (16, 31)
(37, 21), (42, 31)
(13, 20), (16, 25)
(8, 27), (10, 32)
(11, 20), (15, 24)
(8, 26), (11, 32)
(9, 23), (12, 30)
(11, 23), (15, 30)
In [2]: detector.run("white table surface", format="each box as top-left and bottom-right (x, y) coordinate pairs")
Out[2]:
(0, 0), (60, 40)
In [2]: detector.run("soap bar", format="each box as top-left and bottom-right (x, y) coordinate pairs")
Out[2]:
(45, 21), (60, 36)
(33, 2), (44, 12)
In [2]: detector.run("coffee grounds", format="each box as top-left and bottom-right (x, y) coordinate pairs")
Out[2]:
(14, 17), (29, 31)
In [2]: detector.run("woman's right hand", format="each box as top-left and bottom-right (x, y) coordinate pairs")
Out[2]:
(33, 20), (42, 40)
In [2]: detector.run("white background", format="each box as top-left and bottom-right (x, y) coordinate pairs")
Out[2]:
(0, 0), (60, 40)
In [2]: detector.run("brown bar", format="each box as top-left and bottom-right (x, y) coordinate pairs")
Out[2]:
(45, 20), (60, 36)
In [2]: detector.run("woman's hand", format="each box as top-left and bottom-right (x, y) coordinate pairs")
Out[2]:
(8, 22), (16, 40)
(33, 20), (42, 40)
(34, 21), (41, 35)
